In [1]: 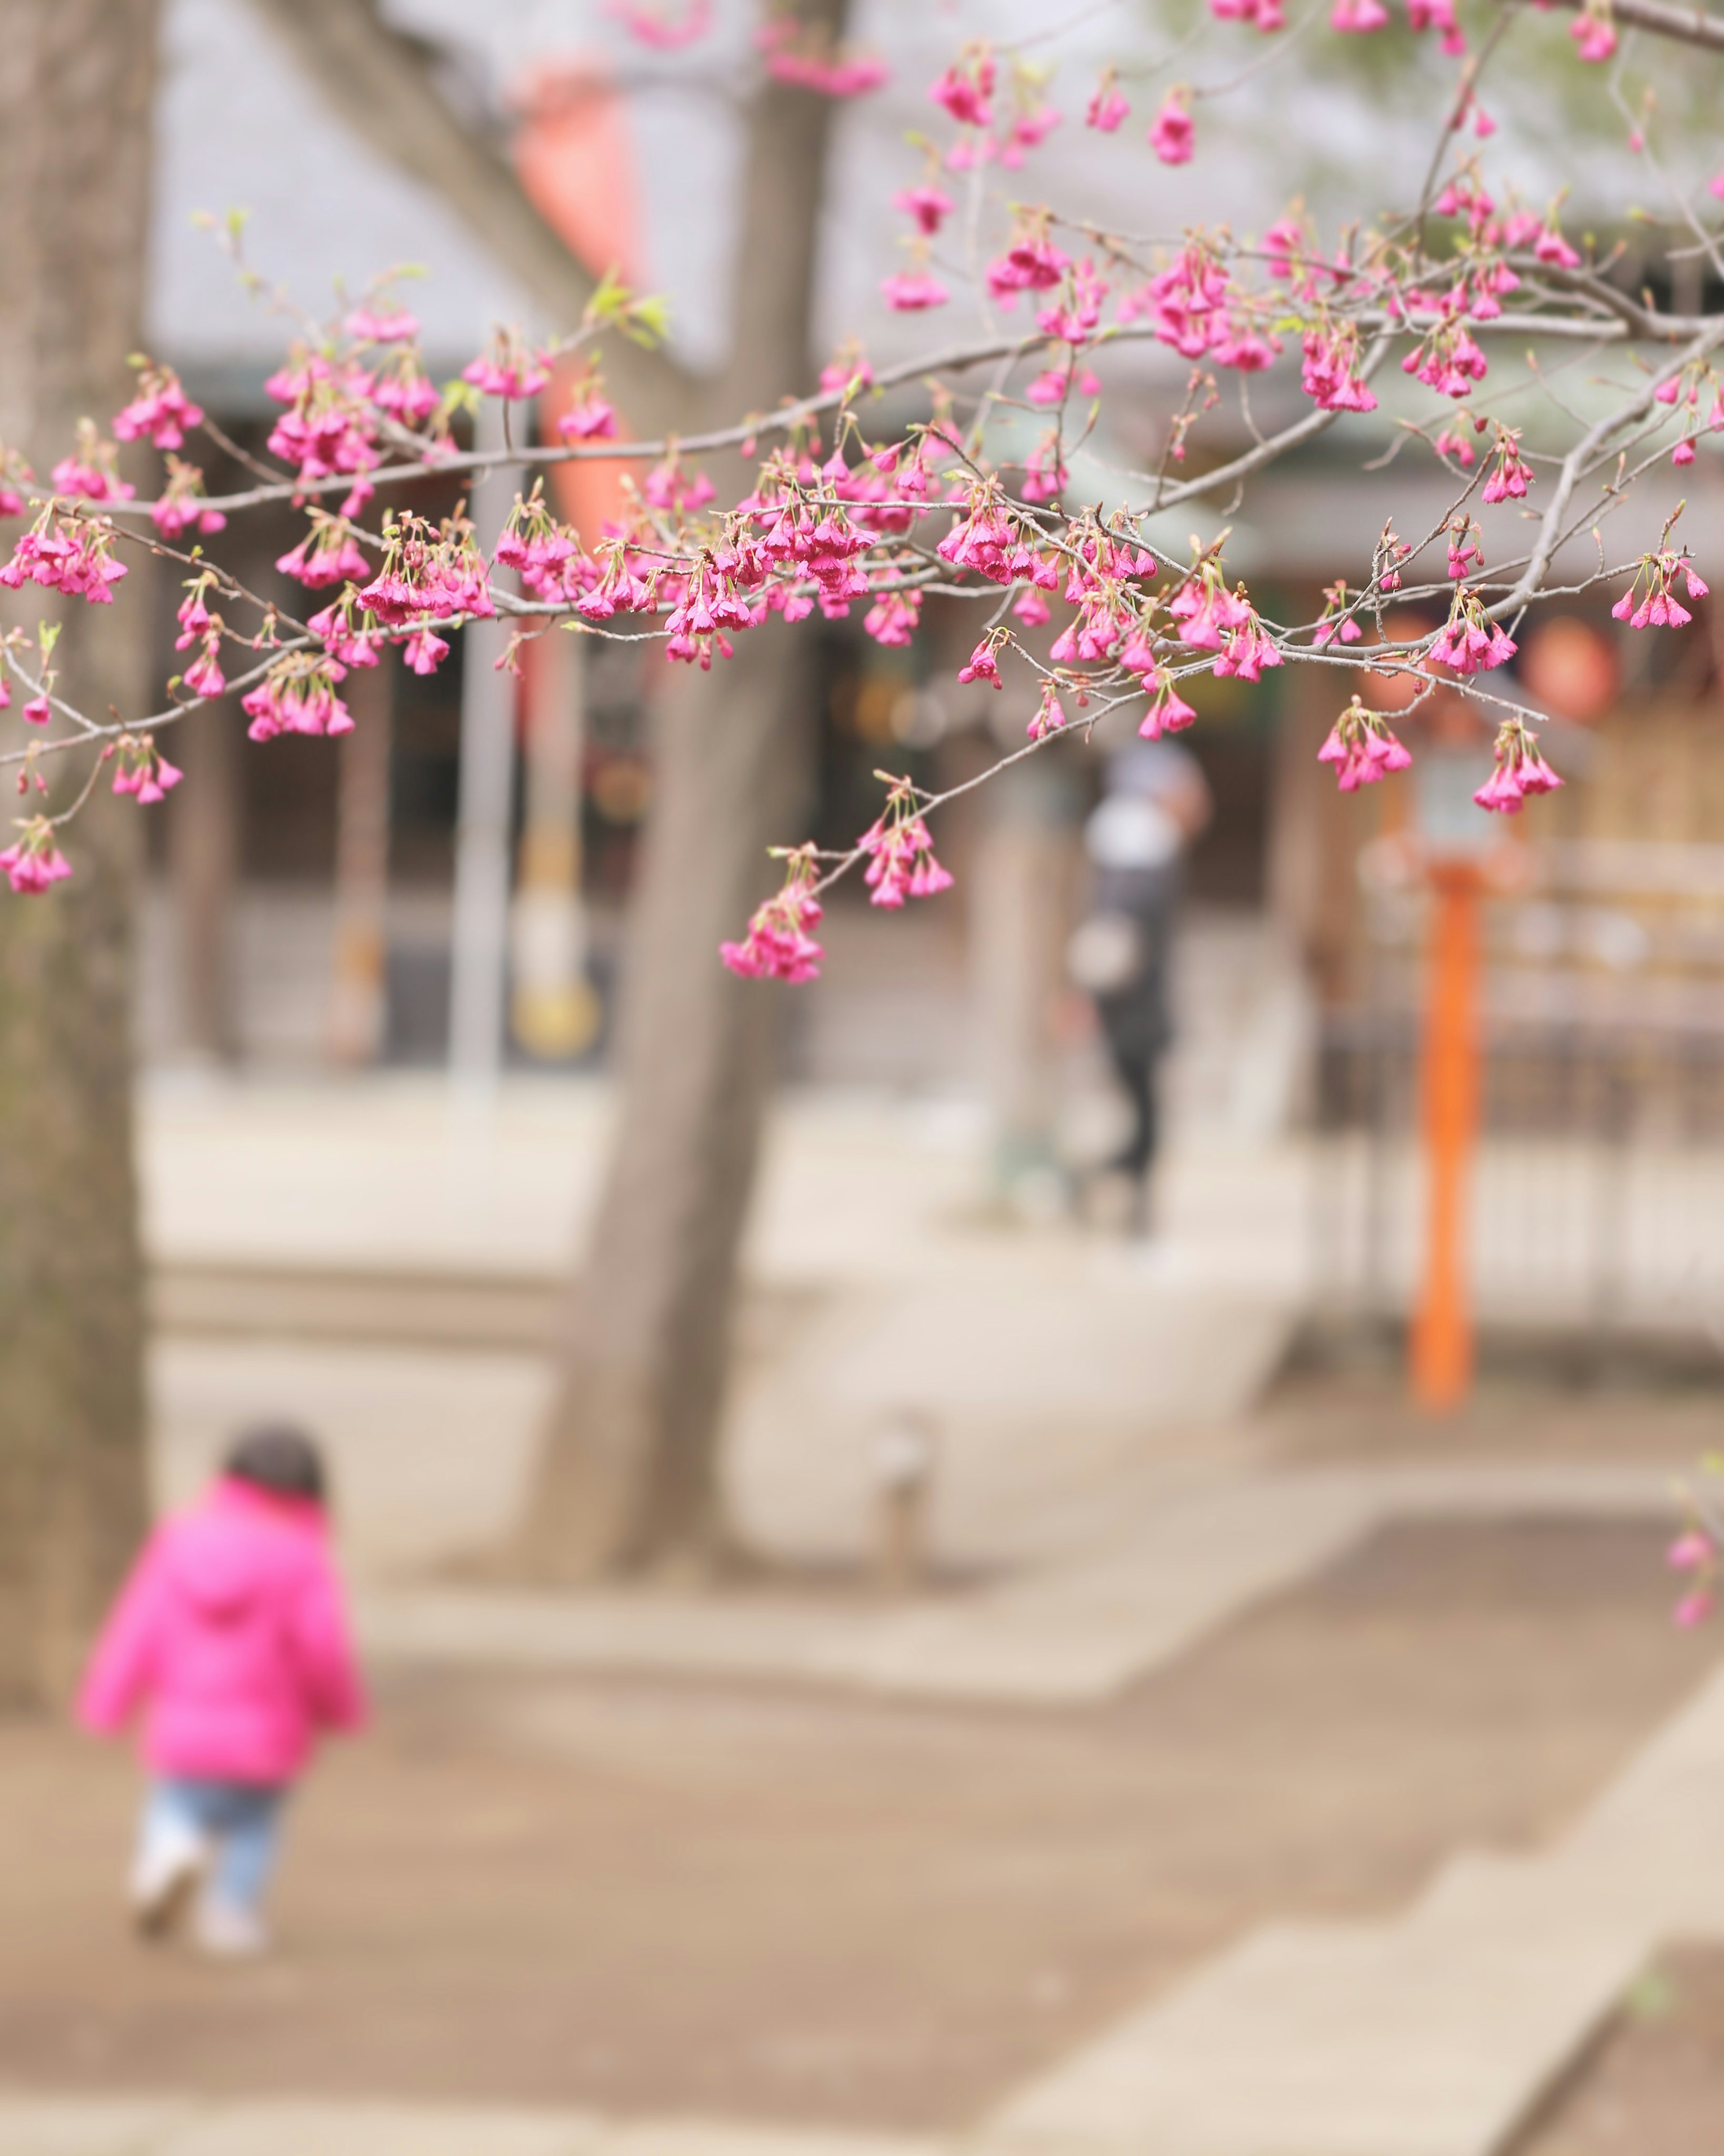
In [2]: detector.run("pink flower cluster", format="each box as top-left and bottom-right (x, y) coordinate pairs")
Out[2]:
(1569, 5), (1617, 61)
(241, 656), (354, 742)
(110, 736), (184, 805)
(861, 796), (954, 908)
(558, 384), (619, 442)
(883, 266), (950, 312)
(1118, 245), (1278, 372)
(150, 458), (227, 541)
(1612, 550), (1708, 629)
(1318, 697), (1412, 791)
(643, 457), (717, 517)
(1148, 92), (1194, 166)
(749, 467), (877, 621)
(937, 482), (1033, 586)
(721, 858), (825, 983)
(1086, 70), (1129, 132)
(574, 539), (658, 623)
(958, 631), (1006, 688)
(1429, 590), (1516, 673)
(1210, 0), (1286, 26)
(928, 45), (994, 128)
(985, 219), (1071, 306)
(112, 365), (205, 452)
(1312, 581), (1364, 647)
(1, 516), (128, 604)
(175, 576), (228, 697)
(1301, 323), (1377, 412)
(1407, 0), (1464, 50)
(50, 422), (135, 507)
(1028, 681), (1069, 741)
(278, 511), (371, 590)
(358, 511), (495, 630)
(664, 558), (754, 667)
(1481, 428), (1532, 503)
(0, 819), (72, 895)
(462, 328), (551, 402)
(265, 354), (380, 512)
(1473, 717), (1561, 814)
(1402, 315), (1489, 399)
(493, 485), (587, 604)
(344, 302), (421, 344)
(863, 590), (921, 647)
(1169, 565), (1284, 680)
(1138, 672), (1199, 739)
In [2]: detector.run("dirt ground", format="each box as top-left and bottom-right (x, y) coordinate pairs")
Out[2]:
(1261, 1354), (1724, 1469)
(1516, 1944), (1724, 2156)
(0, 1516), (1713, 2132)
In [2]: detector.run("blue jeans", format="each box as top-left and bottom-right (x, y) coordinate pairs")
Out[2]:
(143, 1778), (287, 1914)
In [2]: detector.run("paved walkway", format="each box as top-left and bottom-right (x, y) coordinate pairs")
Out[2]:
(988, 1653), (1724, 2156)
(0, 2100), (935, 2156)
(362, 1461), (1682, 1707)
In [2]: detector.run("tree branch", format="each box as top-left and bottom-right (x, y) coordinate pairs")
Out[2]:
(1520, 0), (1724, 52)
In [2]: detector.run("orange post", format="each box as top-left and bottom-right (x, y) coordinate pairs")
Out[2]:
(1412, 862), (1482, 1409)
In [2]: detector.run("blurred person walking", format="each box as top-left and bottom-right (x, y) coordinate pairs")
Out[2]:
(1069, 741), (1212, 1237)
(75, 1425), (364, 1957)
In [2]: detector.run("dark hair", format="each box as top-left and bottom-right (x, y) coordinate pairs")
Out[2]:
(225, 1424), (326, 1505)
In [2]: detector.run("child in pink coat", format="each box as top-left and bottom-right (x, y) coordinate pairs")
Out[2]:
(77, 1424), (365, 1957)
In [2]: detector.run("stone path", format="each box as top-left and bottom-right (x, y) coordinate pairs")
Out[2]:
(361, 1461), (1681, 1707)
(987, 1658), (1724, 2156)
(0, 2101), (935, 2156)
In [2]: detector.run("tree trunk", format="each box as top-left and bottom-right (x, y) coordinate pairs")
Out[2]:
(519, 2), (847, 1576)
(0, 0), (158, 1704)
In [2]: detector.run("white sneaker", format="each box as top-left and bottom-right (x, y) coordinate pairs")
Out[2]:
(129, 1822), (208, 1939)
(194, 1898), (271, 1959)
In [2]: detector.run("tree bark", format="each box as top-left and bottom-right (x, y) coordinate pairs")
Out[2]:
(519, 2), (846, 1576)
(0, 0), (158, 1705)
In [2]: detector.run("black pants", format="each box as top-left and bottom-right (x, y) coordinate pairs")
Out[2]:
(1103, 1034), (1161, 1182)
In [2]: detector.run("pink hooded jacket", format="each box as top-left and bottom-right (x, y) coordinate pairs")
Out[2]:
(76, 1477), (366, 1784)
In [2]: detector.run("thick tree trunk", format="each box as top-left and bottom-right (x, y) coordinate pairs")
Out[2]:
(519, 3), (846, 1576)
(0, 0), (158, 1704)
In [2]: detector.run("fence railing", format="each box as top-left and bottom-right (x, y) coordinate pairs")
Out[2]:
(1312, 842), (1724, 1346)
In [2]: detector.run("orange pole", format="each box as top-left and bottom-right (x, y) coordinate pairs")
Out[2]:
(1412, 863), (1481, 1409)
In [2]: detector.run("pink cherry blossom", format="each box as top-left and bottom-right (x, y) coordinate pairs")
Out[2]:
(462, 329), (551, 401)
(112, 365), (205, 451)
(883, 267), (949, 312)
(1569, 10), (1617, 61)
(0, 822), (72, 894)
(1148, 92), (1195, 166)
(892, 183), (954, 235)
(1086, 72), (1129, 132)
(721, 854), (824, 983)
(928, 47), (994, 128)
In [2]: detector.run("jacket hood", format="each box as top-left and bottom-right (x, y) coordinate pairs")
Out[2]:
(166, 1478), (322, 1619)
